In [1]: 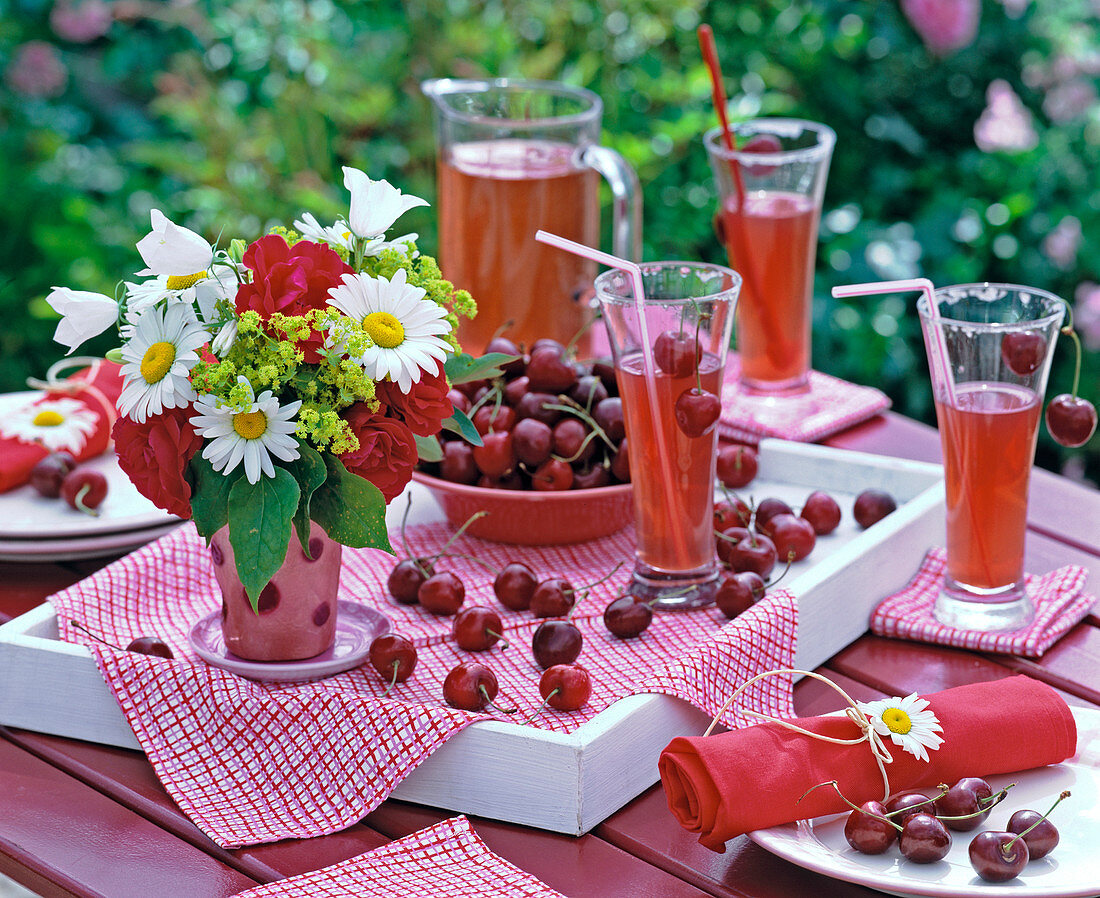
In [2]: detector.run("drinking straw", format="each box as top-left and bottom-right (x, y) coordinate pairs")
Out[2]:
(697, 24), (783, 369)
(534, 230), (690, 561)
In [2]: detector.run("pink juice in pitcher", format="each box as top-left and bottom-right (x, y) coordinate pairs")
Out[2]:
(438, 139), (599, 356)
(935, 382), (1041, 592)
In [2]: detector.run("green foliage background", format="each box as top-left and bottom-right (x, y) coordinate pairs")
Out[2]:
(2, 0), (1098, 479)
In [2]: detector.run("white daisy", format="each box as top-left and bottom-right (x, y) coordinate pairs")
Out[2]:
(327, 267), (452, 393)
(44, 287), (119, 354)
(190, 377), (301, 484)
(135, 209), (214, 277)
(859, 694), (945, 763)
(342, 166), (429, 239)
(117, 303), (209, 423)
(0, 397), (98, 453)
(293, 211), (419, 259)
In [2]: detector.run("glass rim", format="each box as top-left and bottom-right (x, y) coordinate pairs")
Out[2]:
(703, 119), (837, 165)
(420, 77), (602, 129)
(594, 261), (742, 305)
(917, 282), (1066, 331)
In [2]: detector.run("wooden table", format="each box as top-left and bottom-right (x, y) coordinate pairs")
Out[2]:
(0, 411), (1096, 897)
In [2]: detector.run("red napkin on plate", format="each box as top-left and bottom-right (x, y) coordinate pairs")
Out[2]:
(0, 360), (122, 493)
(659, 675), (1076, 852)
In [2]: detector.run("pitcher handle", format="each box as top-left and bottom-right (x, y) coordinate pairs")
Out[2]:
(581, 145), (642, 262)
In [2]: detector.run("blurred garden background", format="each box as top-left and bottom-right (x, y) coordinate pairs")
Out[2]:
(1, 0), (1098, 480)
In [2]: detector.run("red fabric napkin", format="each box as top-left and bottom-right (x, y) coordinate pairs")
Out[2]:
(234, 816), (565, 898)
(659, 675), (1077, 852)
(870, 548), (1096, 658)
(0, 360), (122, 492)
(719, 355), (890, 445)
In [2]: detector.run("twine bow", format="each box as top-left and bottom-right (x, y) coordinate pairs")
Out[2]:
(26, 355), (118, 438)
(703, 668), (897, 801)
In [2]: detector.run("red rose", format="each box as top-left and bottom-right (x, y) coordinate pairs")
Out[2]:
(375, 361), (454, 437)
(113, 406), (204, 519)
(338, 403), (418, 503)
(235, 234), (352, 362)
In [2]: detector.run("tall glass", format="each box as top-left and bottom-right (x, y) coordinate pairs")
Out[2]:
(596, 262), (740, 610)
(422, 78), (641, 356)
(704, 119), (834, 395)
(918, 284), (1064, 631)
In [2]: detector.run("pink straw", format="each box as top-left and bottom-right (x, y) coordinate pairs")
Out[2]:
(831, 277), (957, 406)
(534, 230), (688, 560)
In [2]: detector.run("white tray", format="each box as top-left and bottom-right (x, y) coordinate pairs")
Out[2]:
(0, 439), (945, 835)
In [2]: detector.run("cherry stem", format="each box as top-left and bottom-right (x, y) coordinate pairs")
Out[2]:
(68, 620), (122, 652)
(883, 784), (949, 818)
(381, 660), (399, 697)
(524, 690), (558, 724)
(933, 783), (1015, 821)
(479, 684), (517, 715)
(1005, 789), (1070, 852)
(552, 426), (603, 464)
(693, 306), (709, 393)
(579, 561), (625, 593)
(765, 554), (795, 589)
(564, 312), (598, 356)
(1062, 324), (1084, 399)
(74, 483), (100, 517)
(486, 628), (509, 649)
(798, 780), (902, 831)
(542, 401), (618, 452)
(489, 318), (516, 343)
(436, 552), (499, 575)
(425, 511), (488, 563)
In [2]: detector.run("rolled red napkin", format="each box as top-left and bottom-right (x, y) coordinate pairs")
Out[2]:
(659, 675), (1077, 852)
(0, 359), (122, 493)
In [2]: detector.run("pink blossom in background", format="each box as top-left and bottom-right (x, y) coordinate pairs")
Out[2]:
(1074, 283), (1100, 353)
(1042, 216), (1082, 270)
(901, 0), (980, 56)
(997, 0), (1031, 18)
(5, 41), (68, 98)
(1043, 78), (1098, 123)
(50, 0), (113, 43)
(974, 80), (1039, 153)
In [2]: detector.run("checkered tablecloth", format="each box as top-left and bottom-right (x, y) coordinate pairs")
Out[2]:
(235, 816), (564, 897)
(870, 547), (1095, 657)
(719, 355), (890, 445)
(49, 520), (798, 848)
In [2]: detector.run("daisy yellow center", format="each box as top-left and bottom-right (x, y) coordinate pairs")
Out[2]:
(140, 341), (177, 383)
(232, 410), (268, 440)
(363, 311), (405, 348)
(32, 410), (65, 427)
(166, 271), (205, 290)
(881, 708), (912, 735)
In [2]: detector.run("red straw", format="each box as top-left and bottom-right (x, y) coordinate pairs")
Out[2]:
(698, 25), (746, 206)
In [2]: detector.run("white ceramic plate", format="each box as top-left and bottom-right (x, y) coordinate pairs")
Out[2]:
(0, 392), (179, 540)
(748, 707), (1100, 898)
(0, 521), (183, 562)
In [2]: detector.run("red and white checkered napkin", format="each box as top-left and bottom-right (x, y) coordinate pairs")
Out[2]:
(869, 547), (1096, 657)
(235, 816), (564, 898)
(49, 521), (798, 848)
(719, 355), (890, 445)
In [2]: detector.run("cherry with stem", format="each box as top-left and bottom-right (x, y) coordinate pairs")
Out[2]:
(1046, 308), (1097, 448)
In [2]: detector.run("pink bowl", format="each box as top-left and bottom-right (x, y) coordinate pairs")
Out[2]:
(411, 472), (634, 546)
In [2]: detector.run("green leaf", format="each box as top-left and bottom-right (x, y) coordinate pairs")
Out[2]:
(441, 406), (482, 445)
(227, 469), (301, 610)
(415, 433), (444, 463)
(311, 454), (394, 554)
(188, 454), (242, 540)
(281, 439), (328, 551)
(444, 352), (517, 384)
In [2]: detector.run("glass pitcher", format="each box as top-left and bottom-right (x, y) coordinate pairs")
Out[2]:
(422, 77), (641, 356)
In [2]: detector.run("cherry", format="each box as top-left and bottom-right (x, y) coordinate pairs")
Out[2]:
(69, 620), (173, 659)
(453, 606), (505, 652)
(715, 525), (751, 566)
(368, 633), (417, 689)
(538, 663), (592, 711)
(515, 392), (562, 426)
(610, 442), (630, 482)
(726, 532), (777, 578)
(442, 661), (511, 712)
(473, 403), (516, 436)
(853, 489), (897, 529)
(843, 800), (897, 855)
(592, 358), (618, 393)
(29, 451), (76, 498)
(714, 570), (765, 619)
(753, 497), (793, 532)
(1045, 393), (1097, 447)
(1001, 330), (1047, 376)
(417, 571), (465, 615)
(674, 387), (721, 438)
(899, 812), (951, 863)
(388, 558), (434, 604)
(742, 133), (783, 154)
(653, 330), (702, 377)
(493, 562), (538, 611)
(603, 595), (653, 638)
(568, 375), (608, 408)
(935, 777), (994, 832)
(503, 375), (531, 407)
(552, 418), (595, 463)
(531, 619), (583, 669)
(526, 346), (578, 393)
(884, 790), (939, 825)
(531, 337), (566, 355)
(799, 490), (841, 535)
(716, 444), (758, 488)
(530, 578), (577, 617)
(439, 441), (478, 485)
(714, 497), (751, 530)
(767, 513), (816, 563)
(485, 336), (525, 376)
(573, 464), (612, 489)
(60, 468), (108, 516)
(531, 458), (574, 492)
(512, 418), (553, 467)
(969, 831), (1029, 883)
(446, 388), (471, 415)
(479, 471), (524, 490)
(593, 397), (625, 443)
(471, 430), (515, 480)
(1005, 789), (1070, 861)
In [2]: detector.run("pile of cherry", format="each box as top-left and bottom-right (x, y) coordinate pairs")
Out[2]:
(835, 775), (1070, 883)
(421, 336), (631, 491)
(27, 450), (109, 515)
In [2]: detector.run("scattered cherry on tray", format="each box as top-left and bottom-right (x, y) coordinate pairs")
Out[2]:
(603, 595), (653, 639)
(531, 619), (583, 669)
(69, 620), (173, 659)
(799, 490), (841, 535)
(442, 661), (514, 713)
(418, 571), (466, 616)
(853, 489), (897, 529)
(538, 663), (592, 711)
(368, 633), (417, 692)
(453, 606), (507, 652)
(716, 444), (758, 488)
(493, 561), (539, 611)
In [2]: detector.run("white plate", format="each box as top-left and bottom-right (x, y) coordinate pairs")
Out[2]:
(748, 707), (1100, 898)
(0, 521), (183, 562)
(0, 392), (179, 540)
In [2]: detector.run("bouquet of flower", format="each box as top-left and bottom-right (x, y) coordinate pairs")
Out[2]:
(47, 166), (496, 605)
